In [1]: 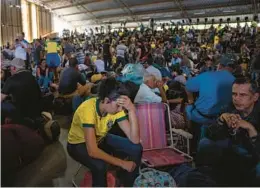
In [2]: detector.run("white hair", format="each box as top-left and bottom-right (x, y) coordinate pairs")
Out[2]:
(143, 73), (156, 83)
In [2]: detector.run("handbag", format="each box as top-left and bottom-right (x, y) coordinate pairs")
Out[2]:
(134, 168), (176, 187)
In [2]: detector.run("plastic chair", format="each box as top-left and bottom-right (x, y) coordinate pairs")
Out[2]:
(135, 103), (192, 168)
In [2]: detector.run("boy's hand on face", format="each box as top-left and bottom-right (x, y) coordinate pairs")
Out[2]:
(116, 95), (135, 112)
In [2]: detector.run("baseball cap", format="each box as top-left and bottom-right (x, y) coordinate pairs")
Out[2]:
(10, 58), (25, 70)
(219, 54), (236, 66)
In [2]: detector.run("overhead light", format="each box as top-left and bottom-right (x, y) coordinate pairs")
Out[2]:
(9, 5), (14, 8)
(194, 12), (205, 15)
(223, 10), (236, 13)
(16, 5), (21, 8)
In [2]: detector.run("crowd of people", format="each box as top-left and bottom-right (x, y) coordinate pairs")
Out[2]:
(1, 21), (260, 186)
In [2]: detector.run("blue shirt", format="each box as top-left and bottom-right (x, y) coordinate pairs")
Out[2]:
(171, 57), (182, 65)
(186, 70), (235, 116)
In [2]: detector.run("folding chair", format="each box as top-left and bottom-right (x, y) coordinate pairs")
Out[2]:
(135, 103), (192, 168)
(170, 101), (193, 155)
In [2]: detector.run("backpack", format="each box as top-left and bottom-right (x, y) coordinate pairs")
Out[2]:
(39, 112), (60, 143)
(134, 168), (176, 187)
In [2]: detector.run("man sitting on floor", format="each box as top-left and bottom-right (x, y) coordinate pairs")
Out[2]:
(1, 58), (42, 128)
(58, 57), (92, 98)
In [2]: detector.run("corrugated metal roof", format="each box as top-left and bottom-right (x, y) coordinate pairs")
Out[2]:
(44, 0), (254, 26)
(55, 7), (82, 15)
(130, 2), (175, 13)
(121, 0), (161, 6)
(84, 1), (120, 11)
(64, 14), (91, 21)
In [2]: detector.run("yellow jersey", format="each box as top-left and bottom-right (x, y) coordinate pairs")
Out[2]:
(45, 41), (60, 53)
(214, 36), (219, 45)
(91, 55), (97, 63)
(68, 97), (127, 144)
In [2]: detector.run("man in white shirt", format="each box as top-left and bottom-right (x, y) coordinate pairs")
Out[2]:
(14, 38), (27, 61)
(142, 57), (162, 80)
(115, 41), (128, 69)
(134, 73), (167, 104)
(94, 54), (105, 73)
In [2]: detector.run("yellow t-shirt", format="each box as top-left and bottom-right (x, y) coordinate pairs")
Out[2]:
(214, 36), (219, 45)
(163, 84), (169, 92)
(45, 41), (60, 53)
(112, 56), (116, 64)
(91, 55), (97, 63)
(68, 98), (127, 144)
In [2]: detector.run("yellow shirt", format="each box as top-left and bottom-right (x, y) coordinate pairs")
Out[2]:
(68, 98), (127, 144)
(91, 55), (97, 63)
(163, 84), (169, 92)
(45, 41), (60, 53)
(112, 56), (116, 64)
(214, 36), (219, 45)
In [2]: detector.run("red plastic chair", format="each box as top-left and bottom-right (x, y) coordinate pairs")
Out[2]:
(135, 103), (192, 168)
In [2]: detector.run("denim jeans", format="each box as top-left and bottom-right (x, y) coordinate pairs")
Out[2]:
(197, 138), (260, 185)
(169, 163), (216, 186)
(115, 56), (126, 69)
(67, 134), (143, 187)
(38, 76), (49, 89)
(103, 56), (112, 70)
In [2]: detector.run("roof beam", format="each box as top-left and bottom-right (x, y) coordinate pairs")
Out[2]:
(74, 9), (252, 26)
(52, 0), (174, 11)
(251, 0), (258, 15)
(60, 0), (174, 16)
(43, 0), (61, 3)
(59, 0), (249, 17)
(97, 1), (251, 19)
(173, 0), (189, 19)
(51, 0), (110, 10)
(70, 3), (251, 22)
(113, 0), (136, 21)
(72, 1), (99, 24)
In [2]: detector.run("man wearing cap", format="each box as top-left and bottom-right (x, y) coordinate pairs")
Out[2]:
(185, 55), (236, 125)
(1, 58), (42, 125)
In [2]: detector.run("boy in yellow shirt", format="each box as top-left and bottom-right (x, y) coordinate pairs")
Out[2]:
(67, 78), (142, 187)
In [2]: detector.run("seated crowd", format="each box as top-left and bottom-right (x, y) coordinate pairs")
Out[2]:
(1, 24), (260, 187)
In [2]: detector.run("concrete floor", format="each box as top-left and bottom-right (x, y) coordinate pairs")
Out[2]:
(14, 115), (87, 187)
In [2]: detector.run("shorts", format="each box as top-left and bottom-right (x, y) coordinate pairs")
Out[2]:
(46, 53), (60, 68)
